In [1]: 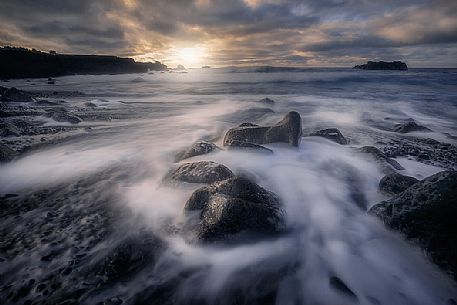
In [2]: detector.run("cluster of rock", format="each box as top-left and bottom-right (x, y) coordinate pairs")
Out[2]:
(370, 170), (457, 280)
(165, 109), (304, 242)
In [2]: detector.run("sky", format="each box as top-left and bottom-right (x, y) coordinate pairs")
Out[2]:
(0, 0), (456, 68)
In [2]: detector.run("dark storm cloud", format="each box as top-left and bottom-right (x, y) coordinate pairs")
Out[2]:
(0, 0), (456, 66)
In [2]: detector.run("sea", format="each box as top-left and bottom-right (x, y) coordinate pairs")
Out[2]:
(1, 67), (457, 305)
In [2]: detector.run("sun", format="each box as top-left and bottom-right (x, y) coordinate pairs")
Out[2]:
(174, 47), (205, 68)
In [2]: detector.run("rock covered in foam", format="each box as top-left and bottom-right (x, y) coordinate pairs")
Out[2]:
(394, 121), (431, 133)
(369, 170), (457, 279)
(309, 128), (348, 145)
(358, 146), (404, 173)
(223, 111), (302, 147)
(165, 161), (234, 184)
(184, 176), (285, 241)
(174, 141), (219, 162)
(379, 173), (418, 195)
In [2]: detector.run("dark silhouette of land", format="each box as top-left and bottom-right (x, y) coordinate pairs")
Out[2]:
(353, 61), (408, 70)
(0, 46), (167, 79)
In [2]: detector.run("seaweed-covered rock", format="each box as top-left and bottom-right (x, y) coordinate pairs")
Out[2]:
(166, 161), (234, 184)
(394, 121), (431, 133)
(174, 141), (218, 162)
(0, 143), (16, 162)
(359, 146), (404, 173)
(1, 87), (34, 102)
(223, 111), (302, 147)
(309, 128), (348, 145)
(379, 173), (419, 195)
(369, 170), (457, 279)
(184, 176), (285, 241)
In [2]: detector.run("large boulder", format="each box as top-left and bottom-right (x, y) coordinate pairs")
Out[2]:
(184, 176), (285, 241)
(0, 143), (16, 163)
(174, 141), (219, 162)
(394, 121), (431, 133)
(309, 128), (348, 145)
(1, 87), (34, 102)
(223, 111), (302, 147)
(358, 146), (404, 173)
(379, 173), (419, 195)
(369, 170), (457, 279)
(165, 161), (234, 184)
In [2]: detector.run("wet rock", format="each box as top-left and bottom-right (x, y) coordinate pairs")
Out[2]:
(225, 140), (273, 154)
(0, 121), (21, 136)
(309, 128), (348, 145)
(359, 146), (404, 173)
(379, 173), (419, 195)
(369, 170), (457, 279)
(35, 99), (60, 106)
(1, 87), (34, 102)
(47, 78), (56, 85)
(93, 234), (164, 284)
(329, 276), (358, 300)
(394, 121), (431, 133)
(257, 97), (275, 105)
(174, 141), (219, 162)
(45, 111), (82, 124)
(0, 143), (16, 162)
(184, 176), (285, 241)
(166, 161), (234, 184)
(223, 111), (302, 147)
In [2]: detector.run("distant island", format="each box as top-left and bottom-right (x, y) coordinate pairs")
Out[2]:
(353, 61), (408, 70)
(0, 46), (168, 79)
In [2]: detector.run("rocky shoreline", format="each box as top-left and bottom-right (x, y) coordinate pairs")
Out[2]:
(1, 90), (457, 304)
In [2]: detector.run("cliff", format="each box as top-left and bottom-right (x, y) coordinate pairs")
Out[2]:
(0, 46), (167, 79)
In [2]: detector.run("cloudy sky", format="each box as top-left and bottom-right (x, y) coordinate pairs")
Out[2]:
(1, 0), (456, 67)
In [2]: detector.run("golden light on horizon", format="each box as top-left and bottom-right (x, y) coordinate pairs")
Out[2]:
(172, 46), (207, 68)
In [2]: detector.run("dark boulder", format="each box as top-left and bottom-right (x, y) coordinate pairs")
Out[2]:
(223, 111), (302, 147)
(165, 161), (234, 184)
(379, 173), (419, 195)
(353, 61), (408, 70)
(0, 143), (16, 162)
(93, 234), (164, 284)
(359, 146), (404, 173)
(394, 121), (431, 133)
(1, 87), (34, 102)
(369, 170), (457, 279)
(184, 176), (285, 241)
(174, 141), (219, 162)
(309, 128), (348, 145)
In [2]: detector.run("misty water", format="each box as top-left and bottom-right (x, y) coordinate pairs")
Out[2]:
(1, 68), (457, 305)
